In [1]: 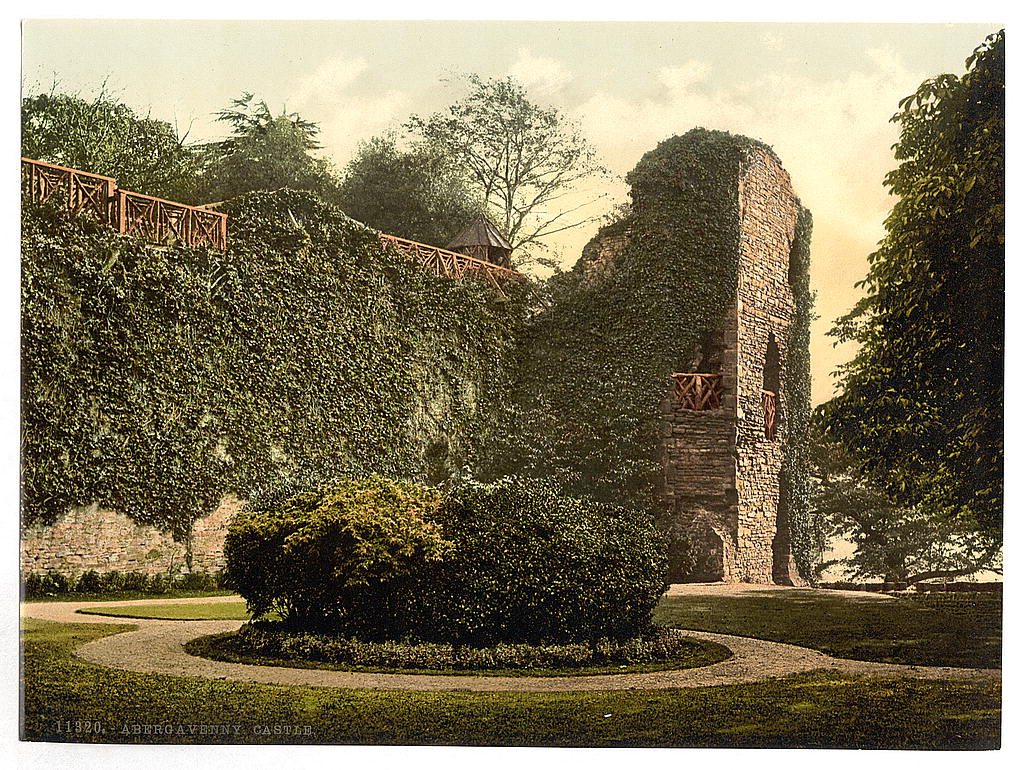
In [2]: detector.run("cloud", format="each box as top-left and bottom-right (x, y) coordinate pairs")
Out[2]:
(292, 56), (370, 105)
(568, 51), (926, 404)
(659, 61), (711, 92)
(290, 55), (410, 167)
(508, 48), (573, 95)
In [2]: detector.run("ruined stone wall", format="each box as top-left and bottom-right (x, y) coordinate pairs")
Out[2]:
(655, 145), (801, 584)
(732, 146), (800, 583)
(578, 224), (631, 281)
(20, 495), (241, 577)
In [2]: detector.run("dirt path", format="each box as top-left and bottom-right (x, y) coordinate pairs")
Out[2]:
(21, 591), (999, 693)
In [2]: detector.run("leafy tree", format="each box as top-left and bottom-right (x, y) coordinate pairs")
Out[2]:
(808, 417), (1001, 585)
(338, 134), (481, 246)
(407, 74), (608, 262)
(21, 84), (200, 201)
(820, 30), (1004, 539)
(196, 93), (344, 205)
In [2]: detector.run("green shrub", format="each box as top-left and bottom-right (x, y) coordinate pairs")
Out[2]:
(412, 478), (668, 645)
(22, 572), (44, 598)
(226, 476), (667, 644)
(120, 572), (150, 592)
(19, 569), (224, 598)
(100, 571), (125, 592)
(172, 571), (220, 591)
(145, 574), (169, 594)
(206, 622), (709, 672)
(74, 570), (103, 593)
(224, 476), (448, 631)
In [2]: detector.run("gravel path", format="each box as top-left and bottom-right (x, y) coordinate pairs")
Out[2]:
(21, 591), (999, 693)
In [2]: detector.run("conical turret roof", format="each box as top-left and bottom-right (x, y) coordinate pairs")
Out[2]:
(445, 215), (512, 251)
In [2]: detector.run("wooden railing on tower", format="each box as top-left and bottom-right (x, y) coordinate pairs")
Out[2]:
(378, 233), (522, 287)
(763, 390), (778, 441)
(673, 373), (723, 410)
(22, 158), (227, 252)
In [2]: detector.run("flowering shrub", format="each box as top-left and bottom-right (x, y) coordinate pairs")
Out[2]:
(224, 476), (448, 631)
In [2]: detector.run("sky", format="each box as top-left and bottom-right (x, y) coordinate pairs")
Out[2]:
(20, 18), (1002, 406)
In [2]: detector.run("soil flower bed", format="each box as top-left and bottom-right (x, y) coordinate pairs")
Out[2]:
(188, 622), (731, 676)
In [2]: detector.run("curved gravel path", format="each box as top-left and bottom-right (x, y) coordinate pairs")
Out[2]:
(21, 594), (1000, 693)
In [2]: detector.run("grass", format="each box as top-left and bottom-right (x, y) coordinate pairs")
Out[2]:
(654, 588), (1002, 669)
(77, 601), (250, 621)
(26, 589), (234, 603)
(184, 631), (732, 677)
(20, 618), (1000, 748)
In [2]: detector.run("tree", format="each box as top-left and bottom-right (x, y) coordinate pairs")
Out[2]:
(21, 84), (200, 201)
(820, 30), (1004, 539)
(808, 416), (1001, 585)
(407, 74), (608, 262)
(196, 93), (344, 205)
(338, 134), (482, 246)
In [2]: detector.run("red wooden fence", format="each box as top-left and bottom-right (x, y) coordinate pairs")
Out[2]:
(22, 158), (227, 252)
(378, 233), (522, 286)
(23, 158), (523, 281)
(673, 373), (723, 410)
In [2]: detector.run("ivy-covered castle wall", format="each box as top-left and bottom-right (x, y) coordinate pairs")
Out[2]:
(21, 130), (812, 586)
(21, 190), (529, 576)
(487, 129), (814, 584)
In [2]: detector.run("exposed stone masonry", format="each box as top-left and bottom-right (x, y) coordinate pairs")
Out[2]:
(732, 146), (801, 584)
(21, 495), (241, 577)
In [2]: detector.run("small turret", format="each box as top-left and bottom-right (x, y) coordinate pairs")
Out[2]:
(445, 215), (513, 269)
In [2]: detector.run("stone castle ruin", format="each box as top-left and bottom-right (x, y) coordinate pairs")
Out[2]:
(576, 140), (807, 585)
(662, 144), (804, 584)
(21, 132), (809, 586)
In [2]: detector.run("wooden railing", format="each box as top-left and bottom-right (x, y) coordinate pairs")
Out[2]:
(378, 233), (522, 286)
(673, 373), (723, 410)
(22, 158), (227, 252)
(763, 390), (778, 441)
(117, 189), (227, 252)
(22, 159), (116, 223)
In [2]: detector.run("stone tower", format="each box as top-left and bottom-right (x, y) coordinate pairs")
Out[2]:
(659, 144), (803, 584)
(579, 140), (806, 584)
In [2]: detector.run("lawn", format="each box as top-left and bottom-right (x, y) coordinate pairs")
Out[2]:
(27, 589), (234, 603)
(20, 618), (1000, 748)
(77, 600), (250, 621)
(654, 588), (1001, 668)
(65, 587), (1002, 669)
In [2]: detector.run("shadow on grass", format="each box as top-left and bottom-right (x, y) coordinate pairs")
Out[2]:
(655, 589), (1001, 668)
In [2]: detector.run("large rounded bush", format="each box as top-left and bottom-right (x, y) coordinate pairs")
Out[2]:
(227, 475), (668, 644)
(413, 477), (668, 645)
(224, 476), (447, 632)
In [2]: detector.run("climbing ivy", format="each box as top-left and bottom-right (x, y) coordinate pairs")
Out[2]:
(485, 129), (746, 500)
(484, 128), (814, 578)
(781, 208), (815, 580)
(21, 189), (529, 539)
(22, 129), (813, 577)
